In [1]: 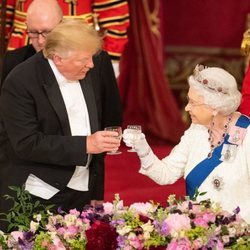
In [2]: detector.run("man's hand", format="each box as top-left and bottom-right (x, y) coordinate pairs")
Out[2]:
(90, 200), (104, 206)
(87, 131), (121, 154)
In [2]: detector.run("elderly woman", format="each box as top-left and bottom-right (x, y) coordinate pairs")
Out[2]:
(123, 65), (250, 223)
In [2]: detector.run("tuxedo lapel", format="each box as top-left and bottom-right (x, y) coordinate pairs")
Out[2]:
(80, 76), (99, 133)
(38, 56), (71, 136)
(24, 45), (36, 60)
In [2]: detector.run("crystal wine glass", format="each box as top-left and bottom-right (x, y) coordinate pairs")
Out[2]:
(104, 126), (122, 155)
(126, 125), (142, 152)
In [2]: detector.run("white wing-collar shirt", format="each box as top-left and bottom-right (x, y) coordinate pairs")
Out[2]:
(25, 59), (92, 199)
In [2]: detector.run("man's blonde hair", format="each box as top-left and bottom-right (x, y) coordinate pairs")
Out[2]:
(43, 19), (102, 59)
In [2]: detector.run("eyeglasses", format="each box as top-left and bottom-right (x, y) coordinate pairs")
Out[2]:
(186, 96), (205, 107)
(26, 30), (51, 38)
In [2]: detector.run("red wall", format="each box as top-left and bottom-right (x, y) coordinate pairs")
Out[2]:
(161, 1), (250, 48)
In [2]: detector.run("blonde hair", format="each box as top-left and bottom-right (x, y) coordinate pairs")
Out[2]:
(43, 19), (102, 59)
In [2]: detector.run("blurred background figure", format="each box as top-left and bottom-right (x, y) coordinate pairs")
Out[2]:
(239, 27), (250, 116)
(1, 0), (130, 77)
(1, 0), (63, 83)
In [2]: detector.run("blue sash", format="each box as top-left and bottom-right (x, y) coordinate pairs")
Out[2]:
(186, 115), (250, 198)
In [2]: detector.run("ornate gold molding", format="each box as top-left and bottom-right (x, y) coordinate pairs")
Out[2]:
(143, 0), (160, 37)
(166, 46), (241, 56)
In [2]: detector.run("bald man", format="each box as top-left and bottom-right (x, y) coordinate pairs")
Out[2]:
(1, 0), (63, 84)
(26, 0), (63, 52)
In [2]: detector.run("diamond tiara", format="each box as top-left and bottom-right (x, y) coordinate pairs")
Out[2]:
(193, 64), (228, 94)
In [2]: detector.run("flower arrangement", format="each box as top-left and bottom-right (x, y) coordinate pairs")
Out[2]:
(0, 193), (250, 249)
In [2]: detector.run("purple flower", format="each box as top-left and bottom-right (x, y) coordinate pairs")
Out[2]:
(94, 204), (104, 213)
(188, 201), (193, 210)
(161, 221), (170, 235)
(153, 220), (170, 236)
(206, 237), (224, 250)
(16, 232), (34, 250)
(2, 196), (249, 249)
(57, 206), (64, 214)
(233, 206), (240, 214)
(117, 235), (127, 248)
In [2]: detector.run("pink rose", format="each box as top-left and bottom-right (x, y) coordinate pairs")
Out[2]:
(103, 202), (114, 215)
(192, 238), (203, 249)
(10, 231), (24, 241)
(193, 216), (208, 227)
(69, 208), (80, 216)
(66, 225), (78, 236)
(52, 236), (66, 249)
(167, 238), (191, 250)
(194, 213), (215, 227)
(165, 214), (191, 233)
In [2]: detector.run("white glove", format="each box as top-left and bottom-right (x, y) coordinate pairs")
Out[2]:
(123, 129), (156, 168)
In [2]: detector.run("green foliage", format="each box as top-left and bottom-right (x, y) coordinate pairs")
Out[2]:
(33, 225), (87, 249)
(143, 231), (167, 249)
(33, 232), (53, 250)
(192, 188), (207, 201)
(231, 236), (250, 250)
(0, 232), (8, 249)
(186, 226), (207, 241)
(67, 238), (87, 250)
(0, 185), (54, 232)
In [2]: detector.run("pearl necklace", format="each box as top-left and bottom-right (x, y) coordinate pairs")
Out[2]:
(207, 114), (233, 158)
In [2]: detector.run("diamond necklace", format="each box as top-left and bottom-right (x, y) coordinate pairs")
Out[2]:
(207, 114), (233, 158)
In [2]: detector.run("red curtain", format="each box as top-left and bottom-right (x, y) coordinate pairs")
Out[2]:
(118, 0), (186, 144)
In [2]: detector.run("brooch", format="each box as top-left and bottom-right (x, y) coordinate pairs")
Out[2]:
(212, 175), (224, 191)
(228, 126), (247, 145)
(220, 144), (237, 162)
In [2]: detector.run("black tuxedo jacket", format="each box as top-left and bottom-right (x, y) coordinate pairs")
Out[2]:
(0, 49), (122, 203)
(1, 45), (36, 86)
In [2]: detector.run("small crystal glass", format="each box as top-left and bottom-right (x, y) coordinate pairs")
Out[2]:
(104, 126), (122, 155)
(126, 125), (142, 152)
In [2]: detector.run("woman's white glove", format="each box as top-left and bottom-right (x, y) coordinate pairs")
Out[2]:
(123, 129), (156, 168)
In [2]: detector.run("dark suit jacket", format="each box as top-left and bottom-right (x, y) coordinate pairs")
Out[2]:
(0, 49), (122, 204)
(0, 45), (36, 162)
(1, 45), (36, 86)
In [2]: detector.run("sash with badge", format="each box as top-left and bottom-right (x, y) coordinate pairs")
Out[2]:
(186, 115), (250, 198)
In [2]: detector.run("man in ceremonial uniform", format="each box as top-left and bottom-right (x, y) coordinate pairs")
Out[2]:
(239, 28), (250, 116)
(3, 0), (130, 63)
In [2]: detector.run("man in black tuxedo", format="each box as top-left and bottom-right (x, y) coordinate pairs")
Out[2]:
(0, 13), (122, 231)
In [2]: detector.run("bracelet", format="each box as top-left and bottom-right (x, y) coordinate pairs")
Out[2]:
(138, 147), (151, 158)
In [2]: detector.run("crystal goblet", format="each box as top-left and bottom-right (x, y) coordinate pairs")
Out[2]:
(126, 125), (142, 152)
(104, 126), (122, 155)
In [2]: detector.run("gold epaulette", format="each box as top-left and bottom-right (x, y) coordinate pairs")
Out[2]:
(63, 13), (93, 23)
(241, 29), (250, 56)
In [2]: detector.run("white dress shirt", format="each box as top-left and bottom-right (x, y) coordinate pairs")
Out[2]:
(25, 59), (91, 199)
